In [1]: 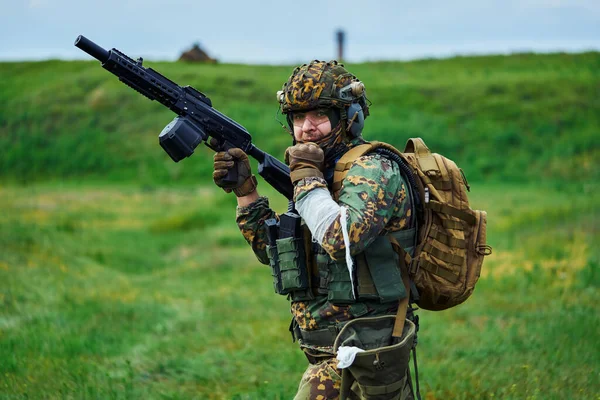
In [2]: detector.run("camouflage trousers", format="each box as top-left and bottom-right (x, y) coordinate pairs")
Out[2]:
(293, 356), (414, 400)
(294, 357), (343, 400)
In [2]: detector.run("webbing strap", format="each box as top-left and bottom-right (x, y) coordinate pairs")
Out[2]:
(436, 154), (451, 182)
(442, 219), (463, 230)
(427, 201), (476, 225)
(334, 144), (374, 171)
(389, 228), (417, 256)
(392, 245), (411, 338)
(361, 376), (407, 395)
(412, 346), (422, 400)
(356, 253), (377, 297)
(423, 243), (464, 266)
(419, 259), (459, 283)
(332, 143), (375, 200)
(334, 160), (354, 172)
(431, 180), (452, 191)
(302, 225), (316, 296)
(387, 229), (418, 339)
(432, 228), (465, 248)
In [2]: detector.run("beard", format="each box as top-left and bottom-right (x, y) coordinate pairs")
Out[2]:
(312, 121), (357, 170)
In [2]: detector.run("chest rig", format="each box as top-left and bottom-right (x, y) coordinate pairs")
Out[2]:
(265, 213), (415, 305)
(264, 151), (416, 305)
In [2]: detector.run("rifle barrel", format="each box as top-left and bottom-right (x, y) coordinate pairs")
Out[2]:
(74, 35), (109, 63)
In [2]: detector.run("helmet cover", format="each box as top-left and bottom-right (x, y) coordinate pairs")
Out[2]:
(278, 60), (367, 115)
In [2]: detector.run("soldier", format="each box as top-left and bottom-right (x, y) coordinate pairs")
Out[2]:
(213, 61), (417, 400)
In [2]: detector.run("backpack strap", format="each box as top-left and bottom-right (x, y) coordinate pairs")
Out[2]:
(332, 141), (407, 201)
(332, 142), (377, 200)
(389, 232), (414, 338)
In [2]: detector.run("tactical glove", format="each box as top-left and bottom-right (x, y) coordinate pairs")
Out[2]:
(213, 148), (258, 197)
(285, 142), (325, 184)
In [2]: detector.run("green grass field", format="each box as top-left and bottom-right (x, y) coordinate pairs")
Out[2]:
(1, 53), (599, 399)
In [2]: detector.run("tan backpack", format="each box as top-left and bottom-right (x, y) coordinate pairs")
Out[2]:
(333, 138), (492, 311)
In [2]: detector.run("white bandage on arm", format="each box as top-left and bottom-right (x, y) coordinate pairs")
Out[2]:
(296, 188), (341, 243)
(296, 187), (356, 299)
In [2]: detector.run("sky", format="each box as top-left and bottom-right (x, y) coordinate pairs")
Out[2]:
(1, 0), (599, 64)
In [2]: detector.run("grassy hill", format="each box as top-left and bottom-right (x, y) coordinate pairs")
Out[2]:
(0, 54), (599, 399)
(1, 52), (598, 186)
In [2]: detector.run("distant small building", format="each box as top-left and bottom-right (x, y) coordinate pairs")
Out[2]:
(178, 43), (217, 63)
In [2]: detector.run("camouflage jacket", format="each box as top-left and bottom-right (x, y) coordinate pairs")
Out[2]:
(236, 152), (413, 337)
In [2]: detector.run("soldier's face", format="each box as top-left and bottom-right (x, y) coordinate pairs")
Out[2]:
(292, 109), (332, 143)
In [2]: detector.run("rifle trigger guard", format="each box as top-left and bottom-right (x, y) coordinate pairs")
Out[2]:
(205, 137), (222, 152)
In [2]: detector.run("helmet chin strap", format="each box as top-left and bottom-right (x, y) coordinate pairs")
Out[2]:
(325, 108), (341, 130)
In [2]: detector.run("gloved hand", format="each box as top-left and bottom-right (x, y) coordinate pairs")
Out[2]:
(213, 148), (258, 197)
(285, 142), (325, 184)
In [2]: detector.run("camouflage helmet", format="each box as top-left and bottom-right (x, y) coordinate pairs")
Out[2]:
(277, 60), (369, 119)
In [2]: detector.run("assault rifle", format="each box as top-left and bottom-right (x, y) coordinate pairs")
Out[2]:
(74, 35), (293, 200)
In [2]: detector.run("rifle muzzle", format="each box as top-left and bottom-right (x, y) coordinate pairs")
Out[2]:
(74, 35), (109, 63)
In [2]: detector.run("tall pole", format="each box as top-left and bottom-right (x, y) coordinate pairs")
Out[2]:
(336, 29), (345, 62)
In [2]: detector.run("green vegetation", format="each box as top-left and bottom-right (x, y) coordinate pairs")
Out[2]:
(0, 53), (598, 399)
(1, 52), (599, 185)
